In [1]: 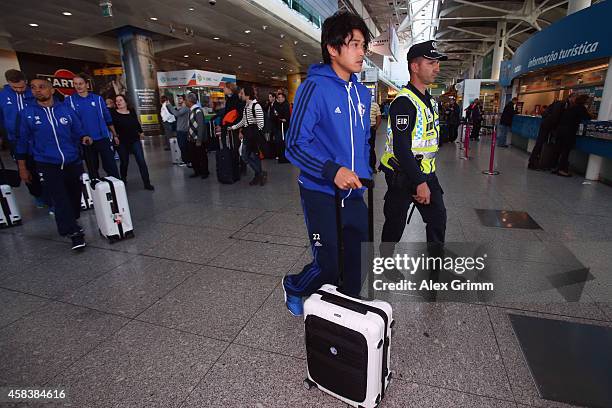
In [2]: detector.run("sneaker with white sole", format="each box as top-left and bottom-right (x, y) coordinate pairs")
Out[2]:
(282, 277), (303, 317)
(70, 232), (86, 251)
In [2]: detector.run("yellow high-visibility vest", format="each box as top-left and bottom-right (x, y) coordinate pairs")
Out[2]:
(380, 87), (440, 174)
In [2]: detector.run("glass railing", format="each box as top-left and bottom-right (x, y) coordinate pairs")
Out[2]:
(281, 0), (323, 28)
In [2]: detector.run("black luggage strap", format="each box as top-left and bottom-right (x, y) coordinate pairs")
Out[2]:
(100, 177), (124, 238)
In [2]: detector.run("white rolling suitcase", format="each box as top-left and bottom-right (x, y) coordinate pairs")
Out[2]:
(91, 177), (134, 242)
(0, 184), (21, 228)
(302, 179), (393, 408)
(80, 173), (94, 210)
(169, 137), (182, 164)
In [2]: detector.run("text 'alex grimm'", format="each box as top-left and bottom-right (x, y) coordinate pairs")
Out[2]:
(370, 254), (495, 293)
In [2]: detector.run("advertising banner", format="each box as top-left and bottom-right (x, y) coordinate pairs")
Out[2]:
(157, 70), (236, 88)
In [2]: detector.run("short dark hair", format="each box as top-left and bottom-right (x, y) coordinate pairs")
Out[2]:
(73, 72), (91, 82)
(160, 95), (168, 102)
(177, 94), (185, 99)
(5, 69), (25, 83)
(574, 94), (589, 105)
(276, 92), (286, 99)
(243, 85), (255, 99)
(321, 11), (371, 65)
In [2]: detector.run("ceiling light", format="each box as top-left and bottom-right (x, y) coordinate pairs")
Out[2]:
(213, 37), (220, 40)
(196, 52), (200, 55)
(302, 54), (307, 57)
(258, 61), (263, 65)
(217, 56), (221, 60)
(228, 54), (232, 57)
(62, 11), (72, 16)
(57, 42), (64, 45)
(184, 55), (189, 58)
(238, 65), (242, 69)
(188, 7), (195, 11)
(244, 30), (251, 34)
(279, 45), (283, 48)
(28, 23), (38, 27)
(293, 41), (298, 45)
(205, 59), (209, 61)
(150, 17), (158, 21)
(280, 34), (285, 38)
(262, 25), (268, 30)
(280, 58), (284, 61)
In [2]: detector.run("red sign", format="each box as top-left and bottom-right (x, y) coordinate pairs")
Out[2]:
(37, 69), (93, 96)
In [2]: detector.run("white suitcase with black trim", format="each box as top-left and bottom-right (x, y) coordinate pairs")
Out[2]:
(169, 137), (182, 164)
(0, 184), (21, 228)
(302, 179), (393, 408)
(80, 172), (94, 210)
(91, 176), (134, 242)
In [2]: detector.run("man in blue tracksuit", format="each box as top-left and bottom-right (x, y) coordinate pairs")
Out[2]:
(16, 78), (93, 250)
(65, 72), (119, 179)
(0, 69), (45, 205)
(282, 11), (372, 316)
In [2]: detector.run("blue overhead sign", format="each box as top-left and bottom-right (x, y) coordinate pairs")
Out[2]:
(505, 0), (612, 82)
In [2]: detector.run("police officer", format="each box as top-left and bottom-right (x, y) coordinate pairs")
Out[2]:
(379, 41), (447, 280)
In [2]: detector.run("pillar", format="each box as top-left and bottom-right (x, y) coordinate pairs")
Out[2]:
(118, 27), (161, 137)
(491, 21), (506, 81)
(567, 0), (591, 15)
(287, 73), (302, 104)
(585, 56), (612, 180)
(468, 56), (476, 79)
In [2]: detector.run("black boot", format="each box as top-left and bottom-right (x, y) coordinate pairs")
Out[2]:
(249, 175), (260, 185)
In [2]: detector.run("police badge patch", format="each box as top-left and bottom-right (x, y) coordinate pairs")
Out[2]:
(396, 115), (410, 131)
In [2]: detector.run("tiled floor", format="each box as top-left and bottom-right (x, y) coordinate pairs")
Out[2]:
(1, 131), (611, 407)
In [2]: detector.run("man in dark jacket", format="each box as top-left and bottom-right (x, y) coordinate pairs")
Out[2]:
(445, 97), (460, 142)
(470, 99), (482, 141)
(528, 94), (575, 170)
(554, 94), (592, 177)
(273, 92), (290, 160)
(497, 97), (517, 147)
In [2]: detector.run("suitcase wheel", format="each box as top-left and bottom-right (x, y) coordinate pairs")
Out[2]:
(303, 378), (316, 391)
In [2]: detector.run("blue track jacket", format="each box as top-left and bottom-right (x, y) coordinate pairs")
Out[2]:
(16, 102), (86, 166)
(0, 84), (35, 141)
(65, 93), (113, 141)
(286, 64), (371, 197)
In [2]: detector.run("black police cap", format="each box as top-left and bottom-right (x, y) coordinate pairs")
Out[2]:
(406, 40), (448, 61)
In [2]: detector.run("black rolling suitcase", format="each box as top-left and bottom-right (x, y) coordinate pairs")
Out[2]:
(216, 128), (241, 184)
(302, 179), (393, 408)
(539, 134), (560, 170)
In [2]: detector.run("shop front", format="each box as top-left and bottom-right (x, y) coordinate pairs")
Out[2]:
(157, 69), (236, 115)
(500, 0), (612, 181)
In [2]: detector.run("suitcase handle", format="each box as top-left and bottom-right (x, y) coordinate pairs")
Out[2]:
(81, 144), (99, 183)
(334, 178), (374, 293)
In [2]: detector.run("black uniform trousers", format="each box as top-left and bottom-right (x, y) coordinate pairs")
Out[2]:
(380, 170), (446, 257)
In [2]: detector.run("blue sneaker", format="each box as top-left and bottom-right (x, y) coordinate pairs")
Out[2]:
(282, 277), (303, 317)
(48, 206), (55, 216)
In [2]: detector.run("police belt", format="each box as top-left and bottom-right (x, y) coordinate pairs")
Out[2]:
(387, 155), (426, 194)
